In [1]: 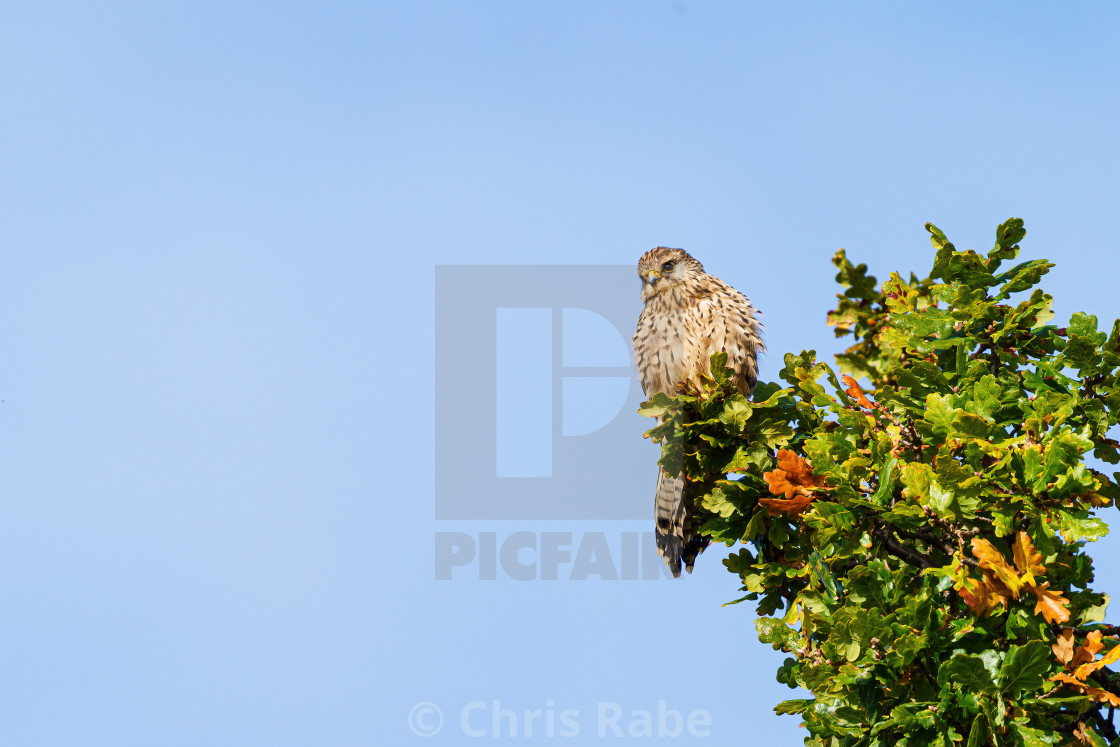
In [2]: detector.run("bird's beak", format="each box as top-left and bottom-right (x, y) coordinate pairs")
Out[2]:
(647, 271), (661, 286)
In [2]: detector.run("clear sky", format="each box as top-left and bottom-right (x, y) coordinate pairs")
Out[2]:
(3, 2), (1120, 745)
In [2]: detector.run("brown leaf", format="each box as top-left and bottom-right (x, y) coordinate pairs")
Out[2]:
(989, 575), (1014, 609)
(1084, 686), (1120, 708)
(1027, 582), (1071, 624)
(955, 570), (1012, 617)
(841, 374), (874, 409)
(1070, 630), (1105, 673)
(762, 469), (803, 501)
(1051, 672), (1085, 688)
(759, 494), (816, 516)
(775, 449), (821, 489)
(1051, 673), (1120, 708)
(956, 575), (994, 616)
(1074, 637), (1120, 681)
(1079, 492), (1112, 508)
(1053, 628), (1076, 666)
(761, 450), (824, 515)
(763, 469), (794, 500)
(1055, 631), (1120, 708)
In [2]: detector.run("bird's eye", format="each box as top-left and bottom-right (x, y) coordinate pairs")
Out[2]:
(661, 261), (675, 273)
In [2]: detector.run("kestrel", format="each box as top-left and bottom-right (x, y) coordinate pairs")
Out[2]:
(633, 247), (763, 577)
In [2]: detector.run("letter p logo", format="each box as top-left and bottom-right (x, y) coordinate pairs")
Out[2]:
(434, 265), (652, 519)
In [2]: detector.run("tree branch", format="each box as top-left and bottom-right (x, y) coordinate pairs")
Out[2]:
(893, 526), (980, 568)
(875, 524), (935, 569)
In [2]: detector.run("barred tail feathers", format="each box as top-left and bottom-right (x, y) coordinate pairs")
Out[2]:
(654, 469), (709, 577)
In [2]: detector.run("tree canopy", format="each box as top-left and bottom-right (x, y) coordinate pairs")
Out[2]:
(641, 219), (1120, 746)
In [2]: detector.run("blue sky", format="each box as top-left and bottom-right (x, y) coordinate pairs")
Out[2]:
(3, 2), (1120, 744)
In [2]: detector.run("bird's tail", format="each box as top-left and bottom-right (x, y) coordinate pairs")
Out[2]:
(654, 468), (709, 577)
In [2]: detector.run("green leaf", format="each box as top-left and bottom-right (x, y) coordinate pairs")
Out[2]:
(718, 396), (754, 429)
(699, 484), (738, 518)
(846, 561), (894, 610)
(997, 641), (1051, 698)
(892, 307), (957, 340)
(995, 258), (1054, 299)
(774, 699), (813, 716)
(928, 222), (955, 280)
(1069, 311), (1105, 342)
(883, 701), (940, 731)
(967, 375), (1001, 421)
(1079, 593), (1110, 624)
(987, 217), (1026, 272)
(923, 393), (958, 438)
(637, 391), (679, 419)
(1056, 510), (1110, 542)
(708, 351), (731, 382)
(756, 617), (797, 651)
(965, 712), (989, 747)
(871, 453), (897, 506)
(1011, 721), (1062, 746)
(938, 652), (998, 694)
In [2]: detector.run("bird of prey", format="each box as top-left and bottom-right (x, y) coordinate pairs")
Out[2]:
(632, 247), (763, 576)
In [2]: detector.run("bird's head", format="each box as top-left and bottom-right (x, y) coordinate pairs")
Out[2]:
(637, 246), (704, 302)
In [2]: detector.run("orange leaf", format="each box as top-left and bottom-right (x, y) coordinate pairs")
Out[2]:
(759, 494), (815, 516)
(1070, 631), (1105, 672)
(955, 570), (1011, 617)
(1027, 582), (1071, 624)
(761, 451), (827, 516)
(1012, 531), (1045, 585)
(841, 375), (874, 409)
(763, 450), (823, 497)
(1074, 638), (1120, 681)
(1050, 673), (1120, 708)
(775, 449), (821, 489)
(956, 576), (994, 616)
(983, 571), (1014, 610)
(763, 469), (798, 500)
(1084, 686), (1120, 708)
(1072, 723), (1090, 746)
(1054, 630), (1120, 707)
(1051, 672), (1085, 688)
(1097, 640), (1120, 668)
(1053, 628), (1076, 666)
(971, 538), (1024, 598)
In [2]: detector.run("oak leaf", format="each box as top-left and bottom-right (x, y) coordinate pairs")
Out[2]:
(1012, 531), (1045, 586)
(1050, 672), (1120, 708)
(952, 554), (1013, 617)
(1073, 637), (1120, 681)
(758, 493), (816, 516)
(971, 538), (1024, 598)
(1050, 629), (1120, 707)
(1026, 582), (1071, 624)
(1084, 686), (1120, 708)
(760, 450), (824, 516)
(1069, 630), (1105, 672)
(1052, 628), (1076, 666)
(841, 375), (874, 409)
(957, 575), (1002, 617)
